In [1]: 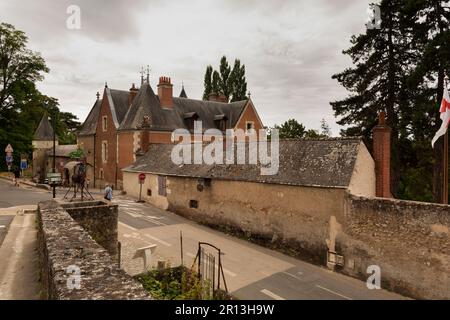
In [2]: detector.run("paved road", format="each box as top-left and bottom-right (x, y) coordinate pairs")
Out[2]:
(0, 179), (51, 208)
(114, 198), (405, 300)
(0, 179), (406, 300)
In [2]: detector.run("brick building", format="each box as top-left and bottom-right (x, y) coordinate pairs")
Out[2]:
(77, 76), (264, 189)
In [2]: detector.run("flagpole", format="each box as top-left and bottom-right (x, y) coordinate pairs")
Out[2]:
(444, 75), (449, 204)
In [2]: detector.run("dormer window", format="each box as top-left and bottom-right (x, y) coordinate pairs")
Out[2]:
(214, 114), (228, 131)
(184, 112), (199, 131)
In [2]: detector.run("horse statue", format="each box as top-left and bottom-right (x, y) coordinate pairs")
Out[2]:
(63, 160), (93, 201)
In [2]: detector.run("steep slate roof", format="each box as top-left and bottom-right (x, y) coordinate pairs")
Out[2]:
(119, 82), (248, 131)
(123, 138), (364, 188)
(78, 99), (102, 136)
(34, 115), (54, 141)
(108, 88), (130, 127)
(179, 86), (187, 98)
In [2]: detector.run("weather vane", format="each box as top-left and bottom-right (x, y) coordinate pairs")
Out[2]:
(146, 65), (151, 83)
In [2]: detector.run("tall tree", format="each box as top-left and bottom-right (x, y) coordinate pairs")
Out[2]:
(230, 59), (247, 102)
(330, 0), (415, 196)
(219, 56), (231, 100)
(202, 56), (249, 102)
(212, 70), (220, 96)
(202, 65), (213, 100)
(0, 23), (48, 110)
(405, 0), (450, 202)
(0, 23), (79, 171)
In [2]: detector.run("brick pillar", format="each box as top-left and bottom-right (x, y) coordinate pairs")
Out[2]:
(372, 111), (392, 198)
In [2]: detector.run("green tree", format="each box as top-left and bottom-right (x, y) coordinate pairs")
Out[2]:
(202, 56), (248, 102)
(212, 70), (220, 96)
(230, 59), (247, 102)
(330, 0), (415, 196)
(0, 23), (80, 171)
(404, 0), (450, 202)
(202, 65), (213, 100)
(273, 119), (306, 139)
(219, 56), (231, 100)
(0, 23), (48, 110)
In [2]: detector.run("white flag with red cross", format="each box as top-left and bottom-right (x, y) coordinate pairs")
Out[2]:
(431, 85), (450, 148)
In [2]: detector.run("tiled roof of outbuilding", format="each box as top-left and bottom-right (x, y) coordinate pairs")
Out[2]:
(123, 138), (364, 188)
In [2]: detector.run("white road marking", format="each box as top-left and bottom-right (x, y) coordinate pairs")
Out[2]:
(282, 271), (303, 281)
(261, 289), (286, 300)
(142, 216), (167, 226)
(118, 221), (137, 231)
(143, 234), (171, 247)
(316, 285), (352, 300)
(126, 212), (142, 218)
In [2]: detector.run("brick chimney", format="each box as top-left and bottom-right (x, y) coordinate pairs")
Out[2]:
(372, 111), (392, 198)
(218, 94), (228, 103)
(128, 83), (138, 106)
(158, 76), (173, 109)
(208, 92), (219, 102)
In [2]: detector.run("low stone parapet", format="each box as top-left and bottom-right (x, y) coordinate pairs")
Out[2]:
(37, 200), (150, 300)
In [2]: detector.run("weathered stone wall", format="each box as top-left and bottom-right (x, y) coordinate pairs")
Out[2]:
(61, 200), (118, 258)
(37, 200), (150, 300)
(137, 173), (449, 299)
(339, 194), (450, 299)
(166, 176), (346, 265)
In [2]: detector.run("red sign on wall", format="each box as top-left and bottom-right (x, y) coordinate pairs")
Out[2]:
(138, 173), (146, 184)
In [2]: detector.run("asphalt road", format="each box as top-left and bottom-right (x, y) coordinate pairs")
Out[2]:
(114, 198), (406, 300)
(0, 179), (406, 300)
(0, 179), (51, 208)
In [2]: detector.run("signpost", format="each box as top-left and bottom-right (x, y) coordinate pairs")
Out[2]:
(20, 159), (27, 177)
(5, 144), (13, 172)
(138, 173), (146, 203)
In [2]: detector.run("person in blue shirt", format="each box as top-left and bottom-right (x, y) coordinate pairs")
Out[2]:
(104, 184), (113, 201)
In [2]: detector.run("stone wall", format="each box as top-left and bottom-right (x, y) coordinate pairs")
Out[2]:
(61, 200), (118, 258)
(166, 176), (346, 265)
(37, 200), (150, 300)
(339, 194), (450, 299)
(122, 168), (449, 299)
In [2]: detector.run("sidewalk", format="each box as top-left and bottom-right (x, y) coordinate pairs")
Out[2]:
(0, 205), (41, 299)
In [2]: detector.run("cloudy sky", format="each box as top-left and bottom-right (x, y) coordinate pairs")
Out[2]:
(0, 0), (372, 134)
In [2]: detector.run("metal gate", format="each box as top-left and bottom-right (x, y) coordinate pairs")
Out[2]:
(193, 242), (228, 297)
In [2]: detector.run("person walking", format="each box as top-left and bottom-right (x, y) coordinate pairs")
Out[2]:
(104, 184), (113, 201)
(13, 166), (21, 187)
